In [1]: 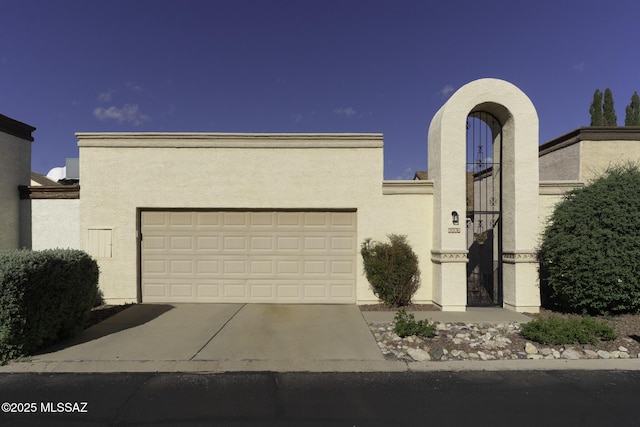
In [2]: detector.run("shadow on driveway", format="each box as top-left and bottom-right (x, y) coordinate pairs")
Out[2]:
(38, 304), (175, 355)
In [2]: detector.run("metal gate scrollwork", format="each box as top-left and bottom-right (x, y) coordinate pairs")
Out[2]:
(466, 111), (503, 306)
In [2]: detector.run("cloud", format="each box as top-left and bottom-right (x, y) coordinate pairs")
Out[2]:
(334, 107), (357, 118)
(395, 166), (415, 180)
(159, 103), (176, 118)
(440, 84), (455, 98)
(97, 90), (113, 102)
(573, 62), (586, 72)
(293, 111), (316, 123)
(126, 81), (143, 92)
(93, 104), (151, 125)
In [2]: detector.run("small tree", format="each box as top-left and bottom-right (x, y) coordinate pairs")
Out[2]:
(589, 89), (603, 126)
(625, 91), (640, 126)
(361, 234), (420, 307)
(538, 163), (640, 315)
(603, 88), (617, 126)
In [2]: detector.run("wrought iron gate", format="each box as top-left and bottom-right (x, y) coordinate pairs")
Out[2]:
(466, 112), (503, 306)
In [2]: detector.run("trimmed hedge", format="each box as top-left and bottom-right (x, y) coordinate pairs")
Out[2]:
(521, 315), (616, 345)
(361, 234), (420, 307)
(0, 249), (99, 363)
(538, 163), (640, 315)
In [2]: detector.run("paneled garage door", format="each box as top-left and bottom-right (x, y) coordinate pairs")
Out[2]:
(140, 211), (357, 303)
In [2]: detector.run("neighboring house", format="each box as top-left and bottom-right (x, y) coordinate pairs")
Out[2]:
(19, 172), (80, 251)
(539, 126), (640, 181)
(0, 114), (34, 251)
(6, 78), (640, 312)
(413, 171), (428, 180)
(538, 127), (640, 228)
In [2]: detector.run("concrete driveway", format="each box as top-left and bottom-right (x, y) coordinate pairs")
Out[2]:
(33, 304), (385, 365)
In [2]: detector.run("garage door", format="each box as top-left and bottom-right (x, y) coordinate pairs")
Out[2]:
(140, 211), (357, 303)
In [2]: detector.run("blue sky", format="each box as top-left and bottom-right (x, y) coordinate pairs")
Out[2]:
(2, 0), (639, 179)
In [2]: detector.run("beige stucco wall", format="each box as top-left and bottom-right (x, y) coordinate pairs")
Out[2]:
(581, 139), (640, 180)
(0, 132), (31, 250)
(78, 133), (433, 304)
(375, 181), (433, 304)
(538, 181), (584, 234)
(31, 199), (80, 250)
(539, 143), (580, 181)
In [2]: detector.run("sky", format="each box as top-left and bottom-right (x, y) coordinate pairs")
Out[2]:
(2, 0), (639, 179)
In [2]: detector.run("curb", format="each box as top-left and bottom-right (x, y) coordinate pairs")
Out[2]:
(1, 358), (638, 374)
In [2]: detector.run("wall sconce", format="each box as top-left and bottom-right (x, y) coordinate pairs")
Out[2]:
(451, 211), (459, 225)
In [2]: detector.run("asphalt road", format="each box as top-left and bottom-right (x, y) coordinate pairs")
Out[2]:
(0, 370), (638, 426)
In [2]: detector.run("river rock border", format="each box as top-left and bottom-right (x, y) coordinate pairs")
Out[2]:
(369, 321), (639, 362)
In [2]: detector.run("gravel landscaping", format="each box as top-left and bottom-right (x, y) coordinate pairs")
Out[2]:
(362, 305), (640, 362)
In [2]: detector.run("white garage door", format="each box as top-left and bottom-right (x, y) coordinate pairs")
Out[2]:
(140, 211), (357, 303)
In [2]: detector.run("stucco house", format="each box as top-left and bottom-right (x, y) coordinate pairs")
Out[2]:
(76, 133), (432, 306)
(5, 78), (640, 313)
(0, 114), (33, 252)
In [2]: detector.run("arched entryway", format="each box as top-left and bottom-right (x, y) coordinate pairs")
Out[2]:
(428, 78), (540, 312)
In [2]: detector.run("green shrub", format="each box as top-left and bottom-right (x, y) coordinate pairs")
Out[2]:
(538, 163), (640, 315)
(0, 249), (99, 363)
(521, 315), (616, 345)
(393, 309), (436, 338)
(361, 234), (420, 307)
